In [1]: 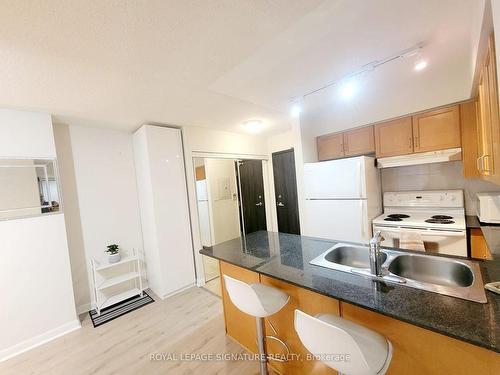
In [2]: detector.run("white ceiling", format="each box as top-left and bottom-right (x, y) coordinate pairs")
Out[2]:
(0, 0), (477, 136)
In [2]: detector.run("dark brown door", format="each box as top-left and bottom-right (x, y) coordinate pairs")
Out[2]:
(272, 149), (300, 235)
(237, 160), (267, 234)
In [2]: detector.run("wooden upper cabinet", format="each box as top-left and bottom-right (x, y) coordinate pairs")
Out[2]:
(412, 105), (461, 153)
(374, 117), (413, 158)
(343, 125), (375, 157)
(317, 132), (344, 161)
(460, 101), (480, 178)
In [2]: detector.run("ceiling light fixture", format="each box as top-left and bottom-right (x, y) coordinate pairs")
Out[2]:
(339, 80), (357, 99)
(414, 59), (428, 71)
(294, 44), (425, 100)
(242, 119), (265, 133)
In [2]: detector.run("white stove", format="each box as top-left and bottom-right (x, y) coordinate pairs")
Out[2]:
(372, 190), (467, 257)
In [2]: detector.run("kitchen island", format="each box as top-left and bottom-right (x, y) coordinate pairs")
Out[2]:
(200, 231), (500, 375)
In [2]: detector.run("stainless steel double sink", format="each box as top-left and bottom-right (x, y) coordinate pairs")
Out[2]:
(310, 244), (487, 303)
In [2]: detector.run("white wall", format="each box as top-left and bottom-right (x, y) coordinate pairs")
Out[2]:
(182, 126), (268, 284)
(381, 161), (500, 214)
(0, 109), (78, 362)
(0, 109), (56, 158)
(66, 125), (144, 309)
(204, 159), (240, 244)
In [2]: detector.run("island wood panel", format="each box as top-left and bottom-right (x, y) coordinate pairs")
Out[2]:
(412, 105), (461, 153)
(470, 228), (492, 260)
(374, 117), (413, 157)
(343, 125), (375, 157)
(460, 100), (481, 178)
(261, 275), (340, 375)
(341, 302), (500, 375)
(219, 261), (260, 354)
(317, 132), (344, 161)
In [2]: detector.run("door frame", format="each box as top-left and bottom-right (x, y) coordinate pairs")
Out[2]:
(189, 152), (272, 286)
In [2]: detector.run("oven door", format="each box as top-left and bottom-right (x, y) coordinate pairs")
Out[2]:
(372, 225), (467, 257)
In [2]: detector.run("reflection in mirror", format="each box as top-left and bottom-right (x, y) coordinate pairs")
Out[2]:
(0, 159), (61, 220)
(194, 156), (269, 289)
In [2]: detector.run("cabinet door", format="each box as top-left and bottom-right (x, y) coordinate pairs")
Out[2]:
(412, 105), (461, 153)
(261, 275), (340, 375)
(374, 117), (413, 158)
(317, 133), (344, 161)
(484, 34), (499, 175)
(459, 101), (480, 178)
(470, 228), (492, 260)
(343, 126), (375, 157)
(219, 261), (260, 354)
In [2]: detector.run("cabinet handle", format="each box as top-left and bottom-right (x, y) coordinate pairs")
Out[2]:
(345, 141), (349, 153)
(414, 136), (419, 148)
(483, 155), (492, 172)
(477, 156), (483, 172)
(408, 137), (412, 149)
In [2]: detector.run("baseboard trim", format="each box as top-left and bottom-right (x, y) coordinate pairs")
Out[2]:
(0, 319), (81, 363)
(156, 283), (196, 300)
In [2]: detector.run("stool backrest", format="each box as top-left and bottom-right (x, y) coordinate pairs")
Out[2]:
(222, 275), (268, 317)
(294, 309), (373, 375)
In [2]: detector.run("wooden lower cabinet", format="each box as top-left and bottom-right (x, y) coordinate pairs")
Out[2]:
(470, 228), (492, 260)
(219, 261), (500, 375)
(341, 302), (500, 375)
(261, 275), (340, 375)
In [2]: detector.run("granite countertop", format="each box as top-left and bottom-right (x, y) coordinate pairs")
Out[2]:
(200, 231), (500, 353)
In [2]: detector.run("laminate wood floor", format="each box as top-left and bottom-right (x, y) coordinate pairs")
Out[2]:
(0, 287), (259, 375)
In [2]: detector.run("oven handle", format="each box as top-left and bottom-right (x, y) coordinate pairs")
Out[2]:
(374, 227), (465, 237)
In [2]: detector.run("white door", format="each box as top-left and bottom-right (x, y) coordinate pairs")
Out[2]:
(304, 157), (366, 199)
(303, 199), (371, 243)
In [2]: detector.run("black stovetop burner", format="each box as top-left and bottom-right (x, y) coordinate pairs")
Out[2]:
(425, 218), (455, 224)
(384, 217), (403, 222)
(431, 215), (453, 220)
(387, 214), (410, 219)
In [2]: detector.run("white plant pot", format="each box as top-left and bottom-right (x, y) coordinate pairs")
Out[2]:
(108, 253), (121, 264)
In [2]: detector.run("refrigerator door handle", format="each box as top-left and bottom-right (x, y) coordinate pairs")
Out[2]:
(357, 161), (363, 198)
(361, 200), (368, 240)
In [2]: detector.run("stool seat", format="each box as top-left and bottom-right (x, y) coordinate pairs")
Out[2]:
(295, 309), (392, 375)
(223, 275), (289, 317)
(222, 274), (290, 375)
(316, 314), (389, 374)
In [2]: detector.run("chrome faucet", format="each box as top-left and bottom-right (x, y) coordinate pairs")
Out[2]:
(369, 231), (385, 277)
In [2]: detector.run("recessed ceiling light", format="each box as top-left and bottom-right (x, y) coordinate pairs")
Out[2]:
(290, 104), (302, 117)
(242, 120), (265, 133)
(414, 60), (428, 71)
(339, 81), (357, 99)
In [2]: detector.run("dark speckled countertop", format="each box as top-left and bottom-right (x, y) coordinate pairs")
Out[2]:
(200, 231), (500, 353)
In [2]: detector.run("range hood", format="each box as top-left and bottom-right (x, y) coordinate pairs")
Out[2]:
(377, 148), (462, 168)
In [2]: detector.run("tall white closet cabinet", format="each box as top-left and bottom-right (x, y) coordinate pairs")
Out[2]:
(133, 125), (195, 299)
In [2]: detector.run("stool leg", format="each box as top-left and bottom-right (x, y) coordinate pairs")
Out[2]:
(255, 317), (268, 375)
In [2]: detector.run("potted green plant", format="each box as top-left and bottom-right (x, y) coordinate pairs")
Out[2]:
(105, 244), (121, 264)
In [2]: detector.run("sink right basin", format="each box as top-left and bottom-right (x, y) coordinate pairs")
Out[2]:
(388, 254), (474, 288)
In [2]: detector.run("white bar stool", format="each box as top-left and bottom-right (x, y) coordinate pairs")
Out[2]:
(223, 275), (290, 375)
(294, 309), (393, 375)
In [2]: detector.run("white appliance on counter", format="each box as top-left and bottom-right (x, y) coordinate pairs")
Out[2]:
(303, 156), (382, 243)
(476, 192), (500, 224)
(372, 190), (467, 257)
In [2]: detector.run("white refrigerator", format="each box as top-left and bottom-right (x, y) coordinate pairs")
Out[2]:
(303, 156), (382, 243)
(196, 179), (212, 247)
